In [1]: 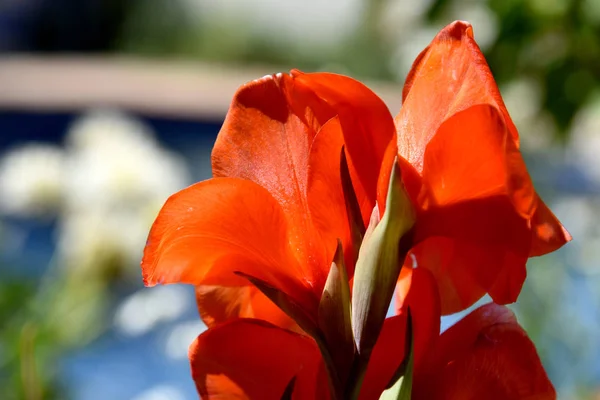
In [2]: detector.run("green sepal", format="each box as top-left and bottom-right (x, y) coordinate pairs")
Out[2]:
(318, 239), (355, 384)
(351, 159), (415, 359)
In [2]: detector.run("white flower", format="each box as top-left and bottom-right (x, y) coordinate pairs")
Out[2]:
(56, 110), (191, 276)
(0, 144), (65, 218)
(64, 110), (189, 212)
(56, 208), (153, 279)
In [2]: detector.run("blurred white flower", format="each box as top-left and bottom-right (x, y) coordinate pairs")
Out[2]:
(56, 110), (191, 277)
(64, 110), (189, 212)
(0, 144), (65, 218)
(57, 208), (154, 280)
(114, 286), (192, 337)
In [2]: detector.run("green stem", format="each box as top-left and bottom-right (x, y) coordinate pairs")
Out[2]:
(345, 354), (369, 400)
(315, 338), (344, 400)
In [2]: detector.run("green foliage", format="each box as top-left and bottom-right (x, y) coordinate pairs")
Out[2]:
(0, 264), (110, 400)
(427, 0), (600, 139)
(0, 275), (68, 400)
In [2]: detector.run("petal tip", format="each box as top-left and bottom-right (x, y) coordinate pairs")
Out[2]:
(230, 74), (291, 123)
(563, 225), (573, 243)
(440, 20), (474, 41)
(248, 72), (283, 86)
(141, 276), (156, 288)
(140, 259), (156, 287)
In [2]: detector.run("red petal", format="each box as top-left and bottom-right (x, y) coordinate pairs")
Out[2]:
(529, 196), (572, 256)
(419, 104), (535, 219)
(394, 267), (441, 367)
(359, 315), (407, 400)
(141, 178), (315, 311)
(375, 140), (401, 217)
(397, 21), (521, 174)
(397, 22), (570, 312)
(291, 71), (397, 224)
(212, 74), (329, 286)
(414, 303), (555, 400)
(407, 238), (483, 315)
(306, 117), (356, 273)
(410, 237), (527, 315)
(195, 286), (300, 332)
(190, 319), (327, 400)
(412, 105), (535, 312)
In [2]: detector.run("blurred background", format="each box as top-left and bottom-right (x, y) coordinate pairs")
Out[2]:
(0, 0), (598, 399)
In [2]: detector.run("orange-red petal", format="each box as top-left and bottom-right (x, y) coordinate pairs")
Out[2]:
(375, 140), (402, 217)
(306, 117), (356, 273)
(419, 104), (535, 219)
(394, 267), (441, 367)
(412, 105), (535, 312)
(190, 318), (327, 400)
(414, 303), (555, 400)
(359, 314), (407, 400)
(290, 71), (397, 224)
(396, 21), (520, 173)
(211, 73), (329, 286)
(396, 21), (570, 312)
(529, 196), (572, 256)
(195, 286), (299, 332)
(409, 237), (527, 315)
(141, 177), (315, 311)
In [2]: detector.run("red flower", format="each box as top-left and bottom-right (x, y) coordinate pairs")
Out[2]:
(140, 20), (569, 399)
(391, 21), (571, 314)
(187, 268), (555, 399)
(142, 70), (394, 329)
(388, 268), (556, 400)
(142, 21), (570, 329)
(142, 70), (403, 398)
